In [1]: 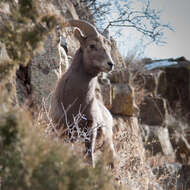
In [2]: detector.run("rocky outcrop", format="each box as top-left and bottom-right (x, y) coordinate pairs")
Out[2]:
(131, 57), (190, 190)
(135, 57), (190, 161)
(111, 83), (134, 116)
(144, 57), (190, 120)
(2, 1), (190, 189)
(98, 68), (137, 116)
(14, 0), (80, 105)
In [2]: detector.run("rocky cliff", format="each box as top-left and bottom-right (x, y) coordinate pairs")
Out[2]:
(0, 1), (190, 190)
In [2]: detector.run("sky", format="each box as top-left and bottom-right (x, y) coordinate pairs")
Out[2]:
(146, 0), (190, 60)
(107, 0), (190, 60)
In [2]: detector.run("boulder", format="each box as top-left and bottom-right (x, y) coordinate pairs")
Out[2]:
(111, 83), (134, 116)
(139, 96), (166, 126)
(98, 70), (138, 116)
(108, 69), (130, 84)
(156, 127), (174, 156)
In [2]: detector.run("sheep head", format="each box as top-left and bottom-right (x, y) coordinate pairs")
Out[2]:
(65, 20), (115, 75)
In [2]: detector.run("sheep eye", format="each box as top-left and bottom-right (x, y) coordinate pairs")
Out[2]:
(89, 44), (95, 49)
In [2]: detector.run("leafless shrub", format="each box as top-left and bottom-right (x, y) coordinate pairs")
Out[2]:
(38, 95), (102, 147)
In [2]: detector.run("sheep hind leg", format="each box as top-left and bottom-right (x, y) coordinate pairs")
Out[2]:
(91, 127), (97, 168)
(84, 128), (97, 168)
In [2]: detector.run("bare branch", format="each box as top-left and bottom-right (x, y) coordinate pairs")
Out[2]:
(82, 0), (172, 44)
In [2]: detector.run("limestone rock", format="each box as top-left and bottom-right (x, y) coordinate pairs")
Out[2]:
(29, 35), (59, 103)
(111, 84), (134, 116)
(156, 127), (174, 156)
(156, 71), (167, 96)
(108, 69), (130, 84)
(140, 124), (174, 156)
(0, 42), (11, 63)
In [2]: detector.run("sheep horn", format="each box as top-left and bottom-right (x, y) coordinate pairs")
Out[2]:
(64, 19), (98, 37)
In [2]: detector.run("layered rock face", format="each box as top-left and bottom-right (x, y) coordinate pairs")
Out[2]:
(136, 57), (190, 158)
(15, 0), (80, 105)
(1, 0), (190, 189)
(133, 57), (190, 189)
(144, 57), (190, 121)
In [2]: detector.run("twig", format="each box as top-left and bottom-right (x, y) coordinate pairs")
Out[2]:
(42, 97), (59, 136)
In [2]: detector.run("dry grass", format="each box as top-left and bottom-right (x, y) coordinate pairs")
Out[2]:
(0, 106), (120, 190)
(111, 116), (163, 190)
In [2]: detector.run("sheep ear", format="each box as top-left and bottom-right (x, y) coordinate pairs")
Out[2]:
(74, 28), (86, 44)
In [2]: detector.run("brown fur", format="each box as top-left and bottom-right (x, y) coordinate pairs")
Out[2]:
(50, 20), (117, 167)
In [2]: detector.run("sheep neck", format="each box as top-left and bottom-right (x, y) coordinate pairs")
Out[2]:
(70, 48), (98, 103)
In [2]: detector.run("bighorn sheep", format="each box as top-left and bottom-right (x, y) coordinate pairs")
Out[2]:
(50, 20), (117, 167)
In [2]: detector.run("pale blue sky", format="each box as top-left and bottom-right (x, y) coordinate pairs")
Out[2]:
(146, 0), (190, 59)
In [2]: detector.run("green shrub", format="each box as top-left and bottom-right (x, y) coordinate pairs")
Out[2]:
(0, 110), (117, 190)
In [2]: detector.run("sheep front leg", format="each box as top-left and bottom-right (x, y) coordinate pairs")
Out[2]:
(102, 126), (117, 168)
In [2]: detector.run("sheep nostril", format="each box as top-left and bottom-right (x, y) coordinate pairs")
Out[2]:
(107, 62), (114, 69)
